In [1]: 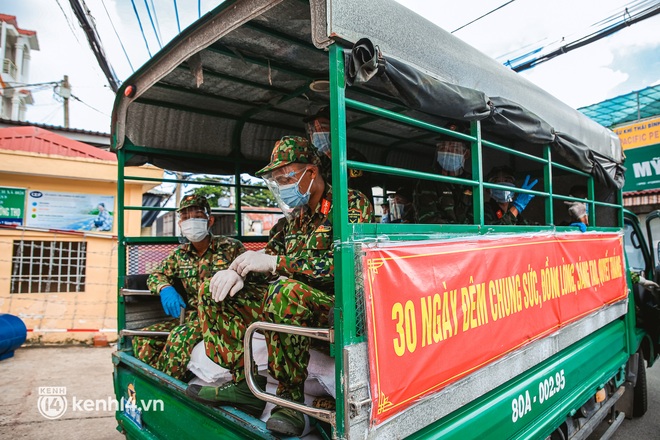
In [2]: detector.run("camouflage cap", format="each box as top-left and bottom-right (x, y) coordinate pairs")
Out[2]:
(177, 194), (211, 215)
(255, 136), (321, 177)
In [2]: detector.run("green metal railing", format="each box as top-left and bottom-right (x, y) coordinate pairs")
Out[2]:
(115, 144), (276, 348)
(327, 42), (624, 438)
(341, 95), (621, 230)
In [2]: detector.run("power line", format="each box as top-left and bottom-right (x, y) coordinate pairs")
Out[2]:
(452, 0), (516, 33)
(41, 105), (64, 126)
(149, 0), (163, 43)
(142, 0), (163, 49)
(55, 0), (81, 43)
(71, 94), (110, 117)
(510, 1), (660, 72)
(497, 0), (648, 61)
(130, 0), (153, 57)
(173, 0), (181, 33)
(1, 81), (60, 91)
(100, 0), (135, 72)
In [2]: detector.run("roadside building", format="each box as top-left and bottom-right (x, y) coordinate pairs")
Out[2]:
(0, 14), (39, 121)
(579, 84), (660, 221)
(0, 117), (111, 149)
(0, 125), (160, 343)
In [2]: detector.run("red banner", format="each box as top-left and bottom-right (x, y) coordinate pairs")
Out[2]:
(362, 233), (627, 424)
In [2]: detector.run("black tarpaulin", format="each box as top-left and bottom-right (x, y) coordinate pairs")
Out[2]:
(346, 38), (625, 189)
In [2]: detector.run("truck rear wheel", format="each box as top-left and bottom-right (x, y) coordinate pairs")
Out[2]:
(632, 354), (648, 417)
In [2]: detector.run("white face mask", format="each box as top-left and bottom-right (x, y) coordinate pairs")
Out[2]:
(180, 218), (209, 243)
(389, 202), (406, 221)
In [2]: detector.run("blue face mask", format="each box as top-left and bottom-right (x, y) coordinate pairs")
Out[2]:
(311, 132), (331, 157)
(278, 170), (314, 207)
(437, 151), (465, 173)
(490, 182), (516, 203)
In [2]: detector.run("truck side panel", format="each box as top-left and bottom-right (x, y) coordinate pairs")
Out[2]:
(113, 352), (275, 440)
(409, 320), (628, 439)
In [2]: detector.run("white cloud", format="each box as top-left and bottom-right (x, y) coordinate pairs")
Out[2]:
(521, 54), (630, 108)
(395, 0), (660, 109)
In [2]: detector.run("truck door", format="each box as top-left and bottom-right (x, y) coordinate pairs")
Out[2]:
(625, 212), (660, 359)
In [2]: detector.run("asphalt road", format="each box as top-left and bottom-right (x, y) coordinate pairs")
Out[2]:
(0, 346), (122, 440)
(608, 358), (660, 440)
(1, 346), (658, 439)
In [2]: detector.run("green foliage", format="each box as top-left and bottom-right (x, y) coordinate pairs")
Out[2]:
(185, 175), (277, 208)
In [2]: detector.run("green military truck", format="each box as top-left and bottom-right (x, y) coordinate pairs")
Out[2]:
(111, 0), (660, 438)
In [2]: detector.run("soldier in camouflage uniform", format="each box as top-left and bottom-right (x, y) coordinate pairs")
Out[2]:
(187, 136), (373, 436)
(484, 166), (538, 225)
(389, 186), (415, 223)
(304, 106), (374, 201)
(413, 128), (474, 224)
(132, 195), (246, 380)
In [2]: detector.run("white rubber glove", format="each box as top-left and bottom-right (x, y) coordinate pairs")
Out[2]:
(639, 276), (660, 292)
(209, 269), (244, 302)
(229, 250), (277, 277)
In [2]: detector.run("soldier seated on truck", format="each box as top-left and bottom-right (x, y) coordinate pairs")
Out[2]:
(304, 106), (374, 201)
(484, 166), (538, 225)
(187, 136), (373, 436)
(413, 124), (473, 224)
(132, 195), (249, 381)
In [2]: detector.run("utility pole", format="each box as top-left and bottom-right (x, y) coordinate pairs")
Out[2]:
(59, 75), (72, 128)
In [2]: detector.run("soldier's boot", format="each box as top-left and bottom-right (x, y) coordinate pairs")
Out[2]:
(266, 406), (305, 437)
(186, 375), (267, 417)
(266, 390), (306, 437)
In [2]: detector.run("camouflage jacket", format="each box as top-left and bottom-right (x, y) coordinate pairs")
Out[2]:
(147, 235), (246, 308)
(484, 199), (528, 225)
(413, 178), (473, 224)
(265, 183), (373, 293)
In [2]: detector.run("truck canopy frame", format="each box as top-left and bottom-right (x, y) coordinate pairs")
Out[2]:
(111, 0), (623, 189)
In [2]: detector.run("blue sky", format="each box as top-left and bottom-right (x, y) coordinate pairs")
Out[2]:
(2, 0), (659, 133)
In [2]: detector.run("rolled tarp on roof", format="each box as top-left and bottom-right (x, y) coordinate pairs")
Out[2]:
(345, 38), (625, 188)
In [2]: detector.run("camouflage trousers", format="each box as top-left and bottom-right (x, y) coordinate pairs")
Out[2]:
(197, 279), (266, 382)
(132, 310), (201, 380)
(263, 278), (333, 402)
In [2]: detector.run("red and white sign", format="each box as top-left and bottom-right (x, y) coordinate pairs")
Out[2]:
(362, 233), (627, 424)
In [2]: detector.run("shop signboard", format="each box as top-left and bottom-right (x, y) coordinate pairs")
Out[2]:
(613, 116), (660, 192)
(0, 187), (26, 226)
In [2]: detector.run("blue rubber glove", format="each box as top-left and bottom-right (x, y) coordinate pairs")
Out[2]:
(570, 222), (587, 233)
(512, 175), (539, 213)
(160, 286), (186, 318)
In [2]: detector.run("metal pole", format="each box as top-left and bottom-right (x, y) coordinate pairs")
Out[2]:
(62, 75), (70, 128)
(174, 172), (182, 236)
